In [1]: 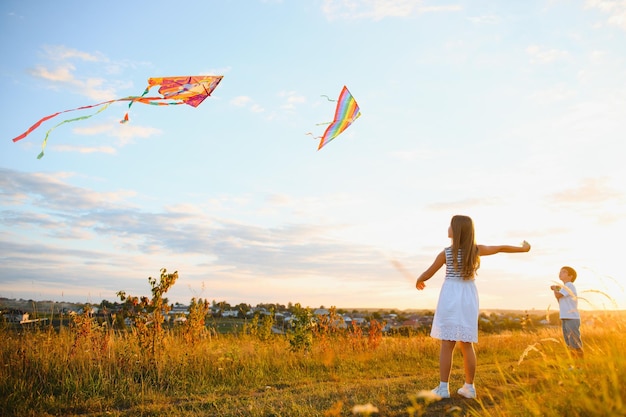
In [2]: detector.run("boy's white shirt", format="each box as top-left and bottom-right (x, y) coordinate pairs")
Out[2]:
(558, 282), (580, 319)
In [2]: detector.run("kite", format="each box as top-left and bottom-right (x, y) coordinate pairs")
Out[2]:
(310, 86), (361, 150)
(11, 75), (223, 158)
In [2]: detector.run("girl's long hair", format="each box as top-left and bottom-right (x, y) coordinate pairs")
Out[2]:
(450, 215), (480, 279)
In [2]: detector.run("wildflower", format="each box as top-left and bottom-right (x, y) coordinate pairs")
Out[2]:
(415, 389), (443, 401)
(352, 402), (379, 415)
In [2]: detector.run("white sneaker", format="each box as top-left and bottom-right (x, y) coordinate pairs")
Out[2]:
(431, 385), (450, 398)
(457, 385), (476, 399)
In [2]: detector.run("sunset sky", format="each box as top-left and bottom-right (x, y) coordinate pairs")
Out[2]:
(1, 0), (625, 312)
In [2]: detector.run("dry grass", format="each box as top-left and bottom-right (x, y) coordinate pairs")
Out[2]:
(1, 313), (624, 416)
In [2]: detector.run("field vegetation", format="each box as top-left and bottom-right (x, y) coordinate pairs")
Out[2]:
(1, 269), (624, 416)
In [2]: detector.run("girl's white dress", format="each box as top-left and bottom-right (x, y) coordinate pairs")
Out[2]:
(430, 247), (479, 343)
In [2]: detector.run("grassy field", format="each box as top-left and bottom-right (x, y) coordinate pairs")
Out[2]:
(1, 310), (624, 417)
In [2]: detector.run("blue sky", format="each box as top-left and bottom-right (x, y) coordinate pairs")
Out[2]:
(1, 0), (625, 311)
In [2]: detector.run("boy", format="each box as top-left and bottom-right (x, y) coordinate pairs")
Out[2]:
(550, 266), (583, 358)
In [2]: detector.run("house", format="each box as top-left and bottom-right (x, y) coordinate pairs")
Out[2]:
(351, 317), (368, 326)
(399, 318), (421, 329)
(2, 309), (49, 325)
(169, 305), (190, 316)
(3, 309), (29, 323)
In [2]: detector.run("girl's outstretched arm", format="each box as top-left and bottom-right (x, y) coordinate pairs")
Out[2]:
(416, 250), (446, 290)
(478, 240), (531, 256)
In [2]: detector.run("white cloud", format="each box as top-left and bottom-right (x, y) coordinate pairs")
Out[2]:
(230, 96), (253, 107)
(28, 63), (117, 101)
(41, 44), (107, 63)
(549, 177), (624, 205)
(585, 0), (626, 30)
(72, 124), (115, 136)
(52, 145), (117, 155)
(250, 104), (265, 113)
(70, 122), (161, 148)
(26, 45), (135, 101)
(76, 122), (162, 142)
(589, 50), (607, 62)
(526, 45), (570, 64)
(230, 96), (265, 113)
(111, 124), (162, 144)
(278, 91), (306, 111)
(29, 63), (76, 82)
(529, 84), (578, 102)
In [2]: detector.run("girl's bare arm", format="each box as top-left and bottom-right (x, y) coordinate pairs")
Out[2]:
(416, 250), (446, 290)
(478, 241), (531, 257)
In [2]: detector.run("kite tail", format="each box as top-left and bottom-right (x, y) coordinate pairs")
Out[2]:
(12, 112), (65, 143)
(121, 85), (151, 124)
(36, 102), (114, 159)
(11, 100), (116, 143)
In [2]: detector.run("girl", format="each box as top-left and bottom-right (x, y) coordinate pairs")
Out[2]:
(416, 215), (531, 399)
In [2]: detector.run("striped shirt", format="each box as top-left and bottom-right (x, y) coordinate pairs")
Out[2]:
(445, 247), (471, 281)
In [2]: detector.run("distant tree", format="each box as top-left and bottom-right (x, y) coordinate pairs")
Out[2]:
(288, 303), (313, 352)
(235, 303), (251, 316)
(478, 315), (495, 333)
(215, 300), (231, 312)
(183, 297), (210, 344)
(117, 268), (179, 360)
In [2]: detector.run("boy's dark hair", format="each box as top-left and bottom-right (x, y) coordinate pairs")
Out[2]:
(561, 266), (577, 282)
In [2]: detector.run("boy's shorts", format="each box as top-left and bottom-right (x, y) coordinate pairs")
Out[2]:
(561, 319), (583, 350)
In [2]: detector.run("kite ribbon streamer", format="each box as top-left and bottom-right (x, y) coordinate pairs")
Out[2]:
(120, 83), (151, 124)
(11, 95), (177, 144)
(318, 86), (361, 150)
(12, 99), (118, 143)
(36, 102), (113, 159)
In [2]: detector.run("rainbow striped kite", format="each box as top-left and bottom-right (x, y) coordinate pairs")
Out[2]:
(11, 75), (223, 159)
(317, 86), (361, 150)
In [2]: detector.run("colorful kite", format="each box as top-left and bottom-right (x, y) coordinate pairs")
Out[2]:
(11, 75), (223, 158)
(312, 86), (361, 150)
